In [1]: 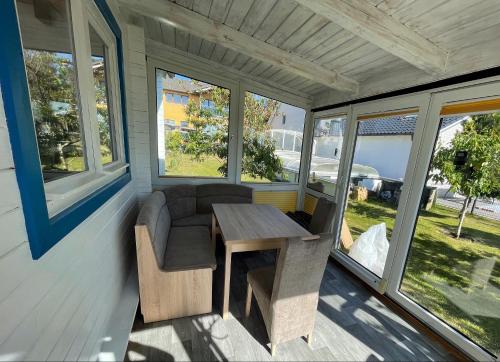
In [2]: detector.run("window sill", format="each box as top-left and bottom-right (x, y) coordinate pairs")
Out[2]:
(45, 163), (129, 218)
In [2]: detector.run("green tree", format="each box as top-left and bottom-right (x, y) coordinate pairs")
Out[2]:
(24, 50), (83, 171)
(431, 114), (500, 238)
(180, 87), (284, 180)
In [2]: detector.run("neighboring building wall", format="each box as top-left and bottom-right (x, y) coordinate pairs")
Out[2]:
(313, 136), (343, 159)
(436, 121), (463, 148)
(353, 135), (413, 180)
(0, 17), (149, 362)
(269, 103), (306, 132)
(162, 91), (200, 126)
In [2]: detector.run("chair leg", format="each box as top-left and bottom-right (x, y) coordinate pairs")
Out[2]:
(271, 343), (277, 356)
(245, 283), (252, 318)
(307, 333), (313, 346)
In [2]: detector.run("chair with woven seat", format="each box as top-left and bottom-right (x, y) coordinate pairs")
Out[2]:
(245, 233), (334, 356)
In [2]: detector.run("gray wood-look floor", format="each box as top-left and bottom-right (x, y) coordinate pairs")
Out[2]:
(126, 248), (453, 361)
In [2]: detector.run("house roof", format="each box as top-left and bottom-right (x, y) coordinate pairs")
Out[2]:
(357, 115), (464, 136)
(162, 76), (213, 94)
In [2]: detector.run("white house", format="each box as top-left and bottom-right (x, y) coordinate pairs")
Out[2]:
(353, 115), (465, 181)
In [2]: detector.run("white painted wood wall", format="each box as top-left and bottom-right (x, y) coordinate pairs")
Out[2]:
(0, 11), (152, 362)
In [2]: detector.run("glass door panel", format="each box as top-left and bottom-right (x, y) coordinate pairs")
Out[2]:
(400, 108), (500, 357)
(340, 111), (418, 277)
(307, 115), (346, 196)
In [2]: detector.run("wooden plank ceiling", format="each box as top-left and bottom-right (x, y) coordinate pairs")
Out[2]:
(121, 0), (500, 104)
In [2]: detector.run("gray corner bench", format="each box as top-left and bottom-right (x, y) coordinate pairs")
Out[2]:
(135, 183), (253, 322)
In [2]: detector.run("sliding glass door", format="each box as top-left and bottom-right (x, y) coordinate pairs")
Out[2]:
(333, 95), (430, 291)
(387, 83), (500, 361)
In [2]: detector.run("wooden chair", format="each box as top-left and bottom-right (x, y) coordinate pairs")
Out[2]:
(245, 233), (334, 356)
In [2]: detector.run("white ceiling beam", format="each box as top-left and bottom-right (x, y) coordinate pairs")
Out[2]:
(119, 0), (359, 93)
(295, 0), (448, 75)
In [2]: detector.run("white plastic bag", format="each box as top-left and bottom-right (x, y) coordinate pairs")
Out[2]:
(348, 223), (389, 277)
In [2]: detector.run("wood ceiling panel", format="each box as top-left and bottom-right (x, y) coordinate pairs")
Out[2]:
(192, 0), (212, 16)
(291, 23), (343, 57)
(174, 0), (194, 9)
(307, 30), (356, 62)
(144, 17), (162, 42)
(240, 58), (260, 74)
(265, 5), (313, 47)
(238, 0), (277, 35)
(252, 0), (297, 41)
(209, 0), (232, 22)
(250, 62), (272, 77)
(315, 37), (368, 66)
(224, 0), (254, 29)
(159, 23), (176, 47)
(198, 39), (216, 58)
(278, 14), (330, 52)
(210, 44), (227, 62)
(175, 29), (189, 51)
(187, 34), (203, 55)
(220, 49), (238, 66)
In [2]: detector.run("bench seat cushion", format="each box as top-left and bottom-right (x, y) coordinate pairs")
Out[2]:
(163, 226), (216, 272)
(171, 213), (212, 227)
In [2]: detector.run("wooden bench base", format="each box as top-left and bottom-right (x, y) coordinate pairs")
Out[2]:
(140, 268), (213, 323)
(135, 224), (213, 323)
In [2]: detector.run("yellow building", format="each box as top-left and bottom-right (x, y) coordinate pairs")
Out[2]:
(162, 77), (214, 129)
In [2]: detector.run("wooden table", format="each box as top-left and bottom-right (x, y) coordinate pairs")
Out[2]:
(212, 203), (311, 319)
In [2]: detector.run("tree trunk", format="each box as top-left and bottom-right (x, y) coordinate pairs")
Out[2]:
(456, 196), (470, 239)
(470, 197), (478, 214)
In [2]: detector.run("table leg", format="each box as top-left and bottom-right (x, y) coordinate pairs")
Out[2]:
(211, 213), (216, 252)
(222, 244), (232, 319)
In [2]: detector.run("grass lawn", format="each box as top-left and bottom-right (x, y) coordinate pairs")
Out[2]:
(165, 153), (271, 183)
(344, 198), (499, 355)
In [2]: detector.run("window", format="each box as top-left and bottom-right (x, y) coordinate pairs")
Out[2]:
(307, 116), (346, 195)
(89, 24), (116, 165)
(401, 111), (499, 356)
(166, 93), (174, 102)
(18, 0), (86, 182)
(155, 69), (230, 178)
(2, 0), (129, 258)
(241, 92), (306, 183)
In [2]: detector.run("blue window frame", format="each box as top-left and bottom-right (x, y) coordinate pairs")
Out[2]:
(0, 0), (130, 259)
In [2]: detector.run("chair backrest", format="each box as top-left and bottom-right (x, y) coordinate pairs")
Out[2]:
(309, 197), (336, 234)
(136, 191), (171, 268)
(269, 233), (333, 344)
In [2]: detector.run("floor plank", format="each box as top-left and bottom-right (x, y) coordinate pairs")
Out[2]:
(126, 246), (453, 361)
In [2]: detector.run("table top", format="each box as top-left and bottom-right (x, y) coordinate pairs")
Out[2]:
(213, 203), (311, 243)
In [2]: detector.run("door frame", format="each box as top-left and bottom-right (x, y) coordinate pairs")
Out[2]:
(386, 81), (500, 361)
(332, 93), (432, 292)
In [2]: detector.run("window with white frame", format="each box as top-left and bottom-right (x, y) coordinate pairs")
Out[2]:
(241, 92), (306, 183)
(155, 68), (231, 178)
(16, 0), (126, 215)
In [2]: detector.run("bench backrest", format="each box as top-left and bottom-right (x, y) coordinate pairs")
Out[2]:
(136, 191), (171, 267)
(196, 183), (253, 214)
(160, 183), (254, 219)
